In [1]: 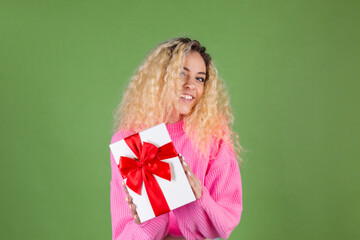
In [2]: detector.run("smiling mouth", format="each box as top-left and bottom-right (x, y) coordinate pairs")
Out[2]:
(180, 94), (194, 100)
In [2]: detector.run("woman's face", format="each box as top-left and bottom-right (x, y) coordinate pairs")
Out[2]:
(168, 51), (206, 124)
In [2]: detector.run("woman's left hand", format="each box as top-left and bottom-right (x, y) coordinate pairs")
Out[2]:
(179, 154), (202, 199)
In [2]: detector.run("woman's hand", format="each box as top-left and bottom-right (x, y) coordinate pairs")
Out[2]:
(179, 154), (202, 199)
(122, 180), (141, 224)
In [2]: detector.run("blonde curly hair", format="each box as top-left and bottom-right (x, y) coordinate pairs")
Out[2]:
(113, 37), (243, 164)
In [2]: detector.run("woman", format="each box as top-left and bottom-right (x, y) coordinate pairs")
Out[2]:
(110, 38), (243, 240)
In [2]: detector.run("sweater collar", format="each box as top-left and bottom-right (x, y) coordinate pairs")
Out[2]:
(166, 120), (184, 135)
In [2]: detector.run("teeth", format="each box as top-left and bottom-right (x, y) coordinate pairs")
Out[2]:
(181, 94), (194, 100)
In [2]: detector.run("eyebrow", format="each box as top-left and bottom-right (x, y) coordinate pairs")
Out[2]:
(183, 67), (206, 75)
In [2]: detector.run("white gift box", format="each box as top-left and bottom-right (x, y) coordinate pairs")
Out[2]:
(109, 123), (196, 222)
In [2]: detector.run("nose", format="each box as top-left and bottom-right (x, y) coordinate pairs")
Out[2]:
(183, 75), (196, 90)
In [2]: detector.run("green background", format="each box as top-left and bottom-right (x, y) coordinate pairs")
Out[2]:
(1, 0), (359, 239)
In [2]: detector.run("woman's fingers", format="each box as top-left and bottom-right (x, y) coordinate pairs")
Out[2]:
(179, 154), (192, 177)
(186, 170), (202, 199)
(179, 154), (190, 174)
(122, 180), (141, 224)
(125, 195), (132, 205)
(130, 203), (141, 224)
(178, 154), (202, 199)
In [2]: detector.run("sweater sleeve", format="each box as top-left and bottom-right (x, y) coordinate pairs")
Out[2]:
(109, 131), (169, 240)
(172, 139), (243, 240)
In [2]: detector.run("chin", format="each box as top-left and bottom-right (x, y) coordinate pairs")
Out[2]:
(178, 108), (192, 116)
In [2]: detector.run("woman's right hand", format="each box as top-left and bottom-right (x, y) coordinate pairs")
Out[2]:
(122, 180), (141, 224)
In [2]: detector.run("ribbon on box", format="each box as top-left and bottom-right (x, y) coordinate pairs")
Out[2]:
(118, 133), (178, 217)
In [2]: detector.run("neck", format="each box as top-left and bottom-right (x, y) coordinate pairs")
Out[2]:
(166, 113), (184, 124)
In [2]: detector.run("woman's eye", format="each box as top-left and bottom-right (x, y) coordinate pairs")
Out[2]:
(180, 72), (186, 77)
(196, 77), (205, 82)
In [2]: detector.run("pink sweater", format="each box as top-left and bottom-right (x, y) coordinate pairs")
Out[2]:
(109, 120), (243, 240)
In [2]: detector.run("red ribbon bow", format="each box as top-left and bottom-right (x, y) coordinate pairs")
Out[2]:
(118, 133), (178, 217)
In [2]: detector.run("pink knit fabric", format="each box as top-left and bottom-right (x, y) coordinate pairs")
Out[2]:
(109, 120), (243, 240)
